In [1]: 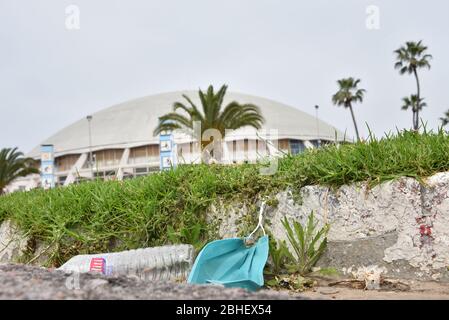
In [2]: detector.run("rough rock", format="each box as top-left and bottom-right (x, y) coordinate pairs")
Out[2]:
(207, 172), (449, 280)
(383, 173), (449, 275)
(0, 220), (29, 264)
(0, 264), (307, 300)
(207, 200), (250, 238)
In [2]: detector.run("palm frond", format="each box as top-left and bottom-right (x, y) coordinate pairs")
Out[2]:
(0, 148), (39, 194)
(332, 77), (365, 107)
(440, 110), (449, 127)
(394, 40), (432, 74)
(152, 85), (265, 155)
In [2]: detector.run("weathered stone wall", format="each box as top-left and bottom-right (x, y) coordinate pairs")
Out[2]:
(207, 172), (449, 281)
(2, 172), (449, 280)
(0, 220), (29, 264)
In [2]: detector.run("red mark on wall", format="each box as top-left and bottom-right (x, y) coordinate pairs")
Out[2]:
(419, 225), (432, 236)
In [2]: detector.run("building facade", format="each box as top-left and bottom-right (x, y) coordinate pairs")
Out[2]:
(5, 91), (347, 193)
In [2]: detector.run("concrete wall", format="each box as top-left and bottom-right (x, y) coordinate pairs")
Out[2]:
(4, 171), (449, 281)
(207, 172), (449, 281)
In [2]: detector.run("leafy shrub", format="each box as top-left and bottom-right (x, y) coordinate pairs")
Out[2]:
(265, 212), (329, 291)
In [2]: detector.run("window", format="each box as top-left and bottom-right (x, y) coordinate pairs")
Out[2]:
(255, 139), (268, 158)
(244, 139), (249, 152)
(123, 173), (134, 180)
(129, 145), (159, 164)
(134, 167), (150, 176)
(278, 139), (290, 151)
(290, 140), (305, 155)
(135, 167), (148, 174)
(84, 149), (123, 169)
(55, 154), (79, 172)
(309, 140), (321, 148)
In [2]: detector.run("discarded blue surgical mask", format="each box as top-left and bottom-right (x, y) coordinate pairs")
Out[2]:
(188, 203), (269, 291)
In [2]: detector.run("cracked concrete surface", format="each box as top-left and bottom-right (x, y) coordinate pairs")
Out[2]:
(209, 172), (449, 280)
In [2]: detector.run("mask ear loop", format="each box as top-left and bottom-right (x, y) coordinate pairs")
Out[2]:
(244, 202), (266, 245)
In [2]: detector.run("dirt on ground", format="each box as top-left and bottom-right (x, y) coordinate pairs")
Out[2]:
(298, 282), (449, 300)
(280, 274), (449, 300)
(1, 264), (449, 300)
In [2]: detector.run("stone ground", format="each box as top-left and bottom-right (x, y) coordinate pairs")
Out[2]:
(0, 264), (304, 300)
(1, 264), (449, 300)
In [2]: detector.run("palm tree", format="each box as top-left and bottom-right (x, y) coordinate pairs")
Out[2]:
(401, 95), (427, 127)
(394, 40), (432, 130)
(153, 84), (265, 160)
(440, 110), (449, 127)
(332, 77), (366, 142)
(0, 147), (39, 195)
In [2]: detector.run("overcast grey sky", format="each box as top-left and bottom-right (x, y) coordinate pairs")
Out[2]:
(1, 0), (448, 153)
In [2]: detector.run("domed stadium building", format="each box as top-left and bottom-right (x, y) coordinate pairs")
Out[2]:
(6, 91), (347, 193)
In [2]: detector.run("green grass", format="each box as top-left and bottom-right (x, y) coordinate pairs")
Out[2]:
(1, 129), (449, 266)
(316, 267), (340, 277)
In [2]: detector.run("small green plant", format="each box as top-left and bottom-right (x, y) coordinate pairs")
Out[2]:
(167, 223), (207, 251)
(264, 213), (329, 292)
(265, 236), (293, 275)
(282, 212), (329, 275)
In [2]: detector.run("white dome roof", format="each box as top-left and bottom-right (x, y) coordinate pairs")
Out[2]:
(28, 91), (346, 158)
